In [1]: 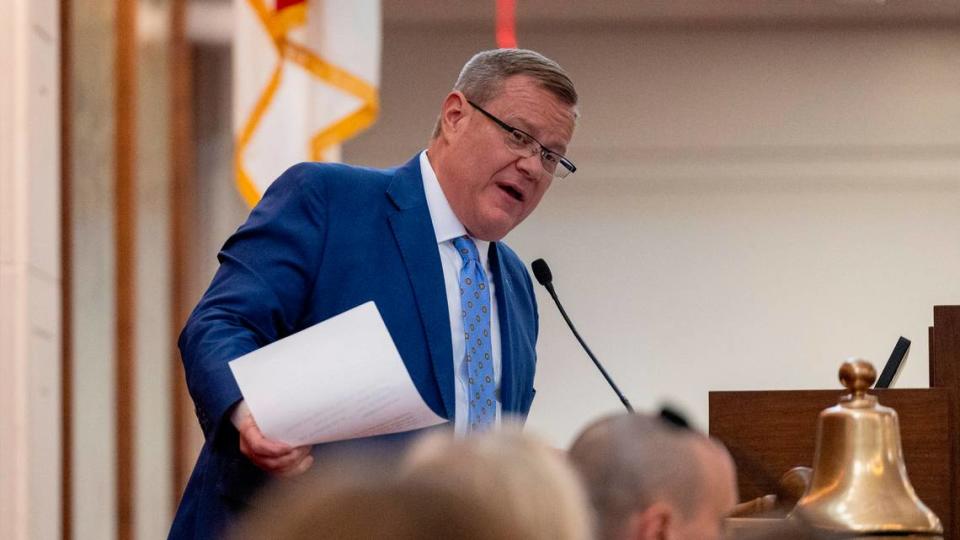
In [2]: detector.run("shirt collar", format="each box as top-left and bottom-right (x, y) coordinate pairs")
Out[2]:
(419, 151), (491, 259)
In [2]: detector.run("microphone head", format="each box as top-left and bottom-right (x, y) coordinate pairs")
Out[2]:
(531, 259), (553, 286)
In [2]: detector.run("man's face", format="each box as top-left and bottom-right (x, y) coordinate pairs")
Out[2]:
(438, 75), (576, 241)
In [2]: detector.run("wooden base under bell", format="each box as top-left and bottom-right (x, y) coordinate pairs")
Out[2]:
(724, 518), (944, 540)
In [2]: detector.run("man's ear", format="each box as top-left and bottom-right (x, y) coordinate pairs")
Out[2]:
(437, 91), (470, 142)
(626, 502), (674, 540)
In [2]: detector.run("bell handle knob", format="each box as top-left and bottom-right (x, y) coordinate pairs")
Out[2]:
(839, 359), (876, 399)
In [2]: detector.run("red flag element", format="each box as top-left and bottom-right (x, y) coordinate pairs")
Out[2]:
(496, 0), (517, 48)
(276, 0), (304, 12)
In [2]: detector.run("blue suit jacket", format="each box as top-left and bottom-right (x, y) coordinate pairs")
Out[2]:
(169, 155), (539, 539)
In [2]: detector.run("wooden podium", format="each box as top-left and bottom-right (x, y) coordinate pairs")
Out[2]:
(709, 306), (960, 539)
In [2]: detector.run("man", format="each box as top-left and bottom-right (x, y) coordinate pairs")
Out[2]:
(169, 48), (579, 539)
(568, 413), (738, 540)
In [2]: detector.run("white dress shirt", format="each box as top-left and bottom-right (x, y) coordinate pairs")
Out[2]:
(420, 151), (502, 436)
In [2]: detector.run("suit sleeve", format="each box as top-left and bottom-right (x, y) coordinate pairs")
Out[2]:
(178, 163), (328, 443)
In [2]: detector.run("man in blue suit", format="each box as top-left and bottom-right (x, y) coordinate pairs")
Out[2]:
(170, 48), (579, 538)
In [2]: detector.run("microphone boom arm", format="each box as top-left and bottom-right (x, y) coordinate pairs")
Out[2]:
(542, 282), (634, 413)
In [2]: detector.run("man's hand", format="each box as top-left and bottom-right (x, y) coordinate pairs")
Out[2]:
(233, 402), (313, 476)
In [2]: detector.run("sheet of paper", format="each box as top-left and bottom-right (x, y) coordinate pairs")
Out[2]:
(229, 301), (447, 446)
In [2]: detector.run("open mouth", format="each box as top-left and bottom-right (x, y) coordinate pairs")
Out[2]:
(498, 183), (525, 202)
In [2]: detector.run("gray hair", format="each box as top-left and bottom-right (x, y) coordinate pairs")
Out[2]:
(432, 48), (578, 138)
(568, 414), (715, 540)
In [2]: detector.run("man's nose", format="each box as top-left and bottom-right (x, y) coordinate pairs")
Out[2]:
(514, 152), (545, 182)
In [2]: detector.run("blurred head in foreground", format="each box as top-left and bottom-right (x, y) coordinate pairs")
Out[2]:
(568, 413), (738, 540)
(230, 450), (518, 540)
(232, 426), (592, 540)
(403, 424), (594, 540)
(233, 474), (514, 539)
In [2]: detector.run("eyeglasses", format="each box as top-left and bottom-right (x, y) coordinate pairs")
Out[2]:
(467, 100), (576, 179)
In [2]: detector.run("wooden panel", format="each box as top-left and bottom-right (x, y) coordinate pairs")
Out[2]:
(930, 325), (937, 387)
(115, 0), (136, 538)
(169, 0), (195, 506)
(930, 306), (960, 540)
(710, 388), (952, 533)
(930, 306), (960, 390)
(60, 0), (73, 536)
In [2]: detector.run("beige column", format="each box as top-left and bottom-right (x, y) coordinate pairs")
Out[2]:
(68, 0), (118, 536)
(0, 0), (63, 538)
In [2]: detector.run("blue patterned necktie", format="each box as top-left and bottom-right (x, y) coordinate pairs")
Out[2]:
(453, 235), (496, 433)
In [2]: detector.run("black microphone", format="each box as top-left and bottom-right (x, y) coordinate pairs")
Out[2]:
(531, 259), (634, 413)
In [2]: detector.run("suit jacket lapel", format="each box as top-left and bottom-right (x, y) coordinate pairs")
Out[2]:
(386, 156), (456, 420)
(489, 243), (522, 413)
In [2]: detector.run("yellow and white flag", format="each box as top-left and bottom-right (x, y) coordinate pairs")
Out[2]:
(234, 0), (380, 206)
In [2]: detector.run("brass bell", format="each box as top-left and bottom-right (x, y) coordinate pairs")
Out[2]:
(790, 359), (943, 536)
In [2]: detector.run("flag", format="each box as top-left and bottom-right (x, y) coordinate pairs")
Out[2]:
(234, 0), (381, 206)
(495, 0), (516, 48)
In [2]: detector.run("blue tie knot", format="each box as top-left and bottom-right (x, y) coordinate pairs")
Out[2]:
(453, 235), (481, 264)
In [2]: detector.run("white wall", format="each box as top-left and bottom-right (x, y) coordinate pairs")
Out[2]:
(344, 23), (960, 447)
(0, 0), (62, 538)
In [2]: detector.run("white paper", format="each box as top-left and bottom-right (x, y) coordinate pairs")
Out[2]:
(228, 301), (447, 446)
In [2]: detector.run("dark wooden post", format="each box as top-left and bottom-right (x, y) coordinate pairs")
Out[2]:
(929, 306), (960, 540)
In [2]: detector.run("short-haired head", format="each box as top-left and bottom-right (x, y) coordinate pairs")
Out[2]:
(431, 48), (578, 139)
(568, 413), (737, 540)
(426, 48), (578, 241)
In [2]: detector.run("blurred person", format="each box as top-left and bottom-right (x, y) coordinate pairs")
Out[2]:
(402, 425), (594, 540)
(568, 413), (738, 540)
(229, 456), (519, 540)
(170, 47), (580, 539)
